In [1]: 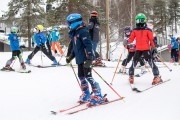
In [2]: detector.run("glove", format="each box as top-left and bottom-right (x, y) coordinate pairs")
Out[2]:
(20, 45), (26, 49)
(66, 56), (73, 64)
(153, 47), (158, 53)
(127, 44), (133, 49)
(32, 43), (34, 48)
(40, 43), (45, 49)
(84, 55), (93, 68)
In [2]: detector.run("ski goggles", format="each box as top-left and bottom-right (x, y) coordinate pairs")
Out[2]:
(136, 19), (146, 24)
(67, 18), (82, 26)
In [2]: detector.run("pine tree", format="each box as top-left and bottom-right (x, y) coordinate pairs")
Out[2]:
(3, 0), (45, 50)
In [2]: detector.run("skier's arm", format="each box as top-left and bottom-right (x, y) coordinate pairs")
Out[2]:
(80, 30), (93, 56)
(148, 31), (155, 48)
(87, 22), (94, 29)
(128, 30), (135, 44)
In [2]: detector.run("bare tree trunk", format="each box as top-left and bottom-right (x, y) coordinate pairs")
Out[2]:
(27, 0), (32, 50)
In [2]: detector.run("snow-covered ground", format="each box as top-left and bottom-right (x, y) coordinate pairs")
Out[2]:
(0, 50), (180, 120)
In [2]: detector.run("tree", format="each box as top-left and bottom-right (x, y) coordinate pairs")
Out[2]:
(3, 0), (45, 50)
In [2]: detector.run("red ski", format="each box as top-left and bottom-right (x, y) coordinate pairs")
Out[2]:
(51, 102), (86, 115)
(67, 98), (123, 115)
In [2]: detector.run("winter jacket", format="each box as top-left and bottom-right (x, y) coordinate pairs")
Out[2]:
(88, 20), (100, 42)
(35, 32), (47, 47)
(128, 26), (155, 50)
(68, 26), (94, 64)
(51, 30), (60, 42)
(123, 36), (136, 52)
(46, 33), (52, 45)
(8, 33), (20, 51)
(171, 37), (178, 49)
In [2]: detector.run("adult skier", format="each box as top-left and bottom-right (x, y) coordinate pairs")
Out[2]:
(88, 11), (104, 66)
(25, 25), (58, 65)
(128, 13), (161, 85)
(1, 27), (26, 71)
(66, 13), (107, 106)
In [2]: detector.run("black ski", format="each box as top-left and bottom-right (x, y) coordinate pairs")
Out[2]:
(136, 79), (171, 92)
(0, 69), (31, 73)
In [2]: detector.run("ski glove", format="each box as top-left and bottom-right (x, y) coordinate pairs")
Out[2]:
(84, 55), (93, 68)
(66, 56), (73, 64)
(153, 47), (158, 53)
(127, 44), (133, 49)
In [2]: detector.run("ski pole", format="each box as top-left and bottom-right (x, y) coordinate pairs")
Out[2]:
(157, 54), (172, 72)
(70, 63), (82, 91)
(110, 53), (122, 85)
(40, 47), (43, 66)
(58, 46), (68, 63)
(92, 68), (124, 100)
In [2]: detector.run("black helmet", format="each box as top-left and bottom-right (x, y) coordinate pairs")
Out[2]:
(124, 26), (132, 36)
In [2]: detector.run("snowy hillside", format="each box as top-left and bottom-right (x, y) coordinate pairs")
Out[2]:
(0, 51), (180, 120)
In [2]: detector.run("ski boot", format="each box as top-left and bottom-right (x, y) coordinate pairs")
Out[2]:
(52, 59), (59, 66)
(25, 58), (31, 65)
(152, 76), (162, 85)
(21, 62), (26, 70)
(87, 93), (104, 107)
(129, 75), (134, 84)
(93, 58), (105, 67)
(141, 65), (146, 74)
(78, 89), (90, 104)
(118, 65), (126, 74)
(1, 65), (15, 71)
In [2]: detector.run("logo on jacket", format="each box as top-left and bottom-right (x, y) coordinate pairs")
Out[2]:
(13, 36), (17, 40)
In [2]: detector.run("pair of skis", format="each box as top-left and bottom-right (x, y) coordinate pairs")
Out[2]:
(130, 79), (171, 93)
(51, 98), (123, 115)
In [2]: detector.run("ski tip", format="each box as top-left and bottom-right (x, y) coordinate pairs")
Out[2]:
(50, 111), (57, 115)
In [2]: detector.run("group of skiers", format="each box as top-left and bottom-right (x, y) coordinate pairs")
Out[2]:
(1, 11), (166, 106)
(169, 35), (180, 64)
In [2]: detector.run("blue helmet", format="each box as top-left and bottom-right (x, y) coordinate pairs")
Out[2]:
(66, 13), (83, 30)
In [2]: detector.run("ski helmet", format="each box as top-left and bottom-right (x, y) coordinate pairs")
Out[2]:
(11, 27), (18, 34)
(36, 25), (44, 32)
(66, 13), (83, 30)
(90, 11), (98, 17)
(124, 26), (132, 36)
(54, 26), (59, 30)
(135, 13), (147, 24)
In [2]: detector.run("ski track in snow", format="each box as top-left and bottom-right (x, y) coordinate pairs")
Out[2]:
(0, 51), (180, 120)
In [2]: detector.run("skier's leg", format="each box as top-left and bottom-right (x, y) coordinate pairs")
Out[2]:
(129, 51), (142, 84)
(55, 42), (64, 55)
(78, 64), (90, 102)
(84, 66), (104, 105)
(25, 46), (40, 64)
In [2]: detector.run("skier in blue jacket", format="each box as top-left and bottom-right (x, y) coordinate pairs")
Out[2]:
(171, 36), (179, 62)
(25, 25), (58, 65)
(1, 27), (26, 71)
(66, 13), (107, 106)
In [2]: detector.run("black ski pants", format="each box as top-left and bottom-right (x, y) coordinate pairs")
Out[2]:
(28, 46), (55, 61)
(129, 50), (159, 76)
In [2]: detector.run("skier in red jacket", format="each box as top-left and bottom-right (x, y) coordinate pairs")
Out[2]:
(128, 13), (161, 85)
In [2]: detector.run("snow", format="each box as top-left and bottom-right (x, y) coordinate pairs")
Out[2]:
(0, 50), (180, 120)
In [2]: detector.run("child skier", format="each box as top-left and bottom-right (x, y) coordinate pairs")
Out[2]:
(46, 29), (52, 55)
(66, 13), (107, 106)
(118, 26), (146, 74)
(25, 25), (58, 65)
(51, 26), (64, 56)
(128, 13), (161, 85)
(1, 27), (26, 71)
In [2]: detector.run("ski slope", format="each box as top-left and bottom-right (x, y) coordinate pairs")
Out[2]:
(0, 51), (180, 120)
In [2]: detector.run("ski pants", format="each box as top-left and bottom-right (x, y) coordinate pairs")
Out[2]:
(52, 42), (63, 55)
(46, 41), (52, 56)
(6, 50), (24, 66)
(122, 52), (145, 66)
(171, 48), (179, 62)
(77, 63), (101, 94)
(27, 46), (55, 61)
(129, 50), (159, 76)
